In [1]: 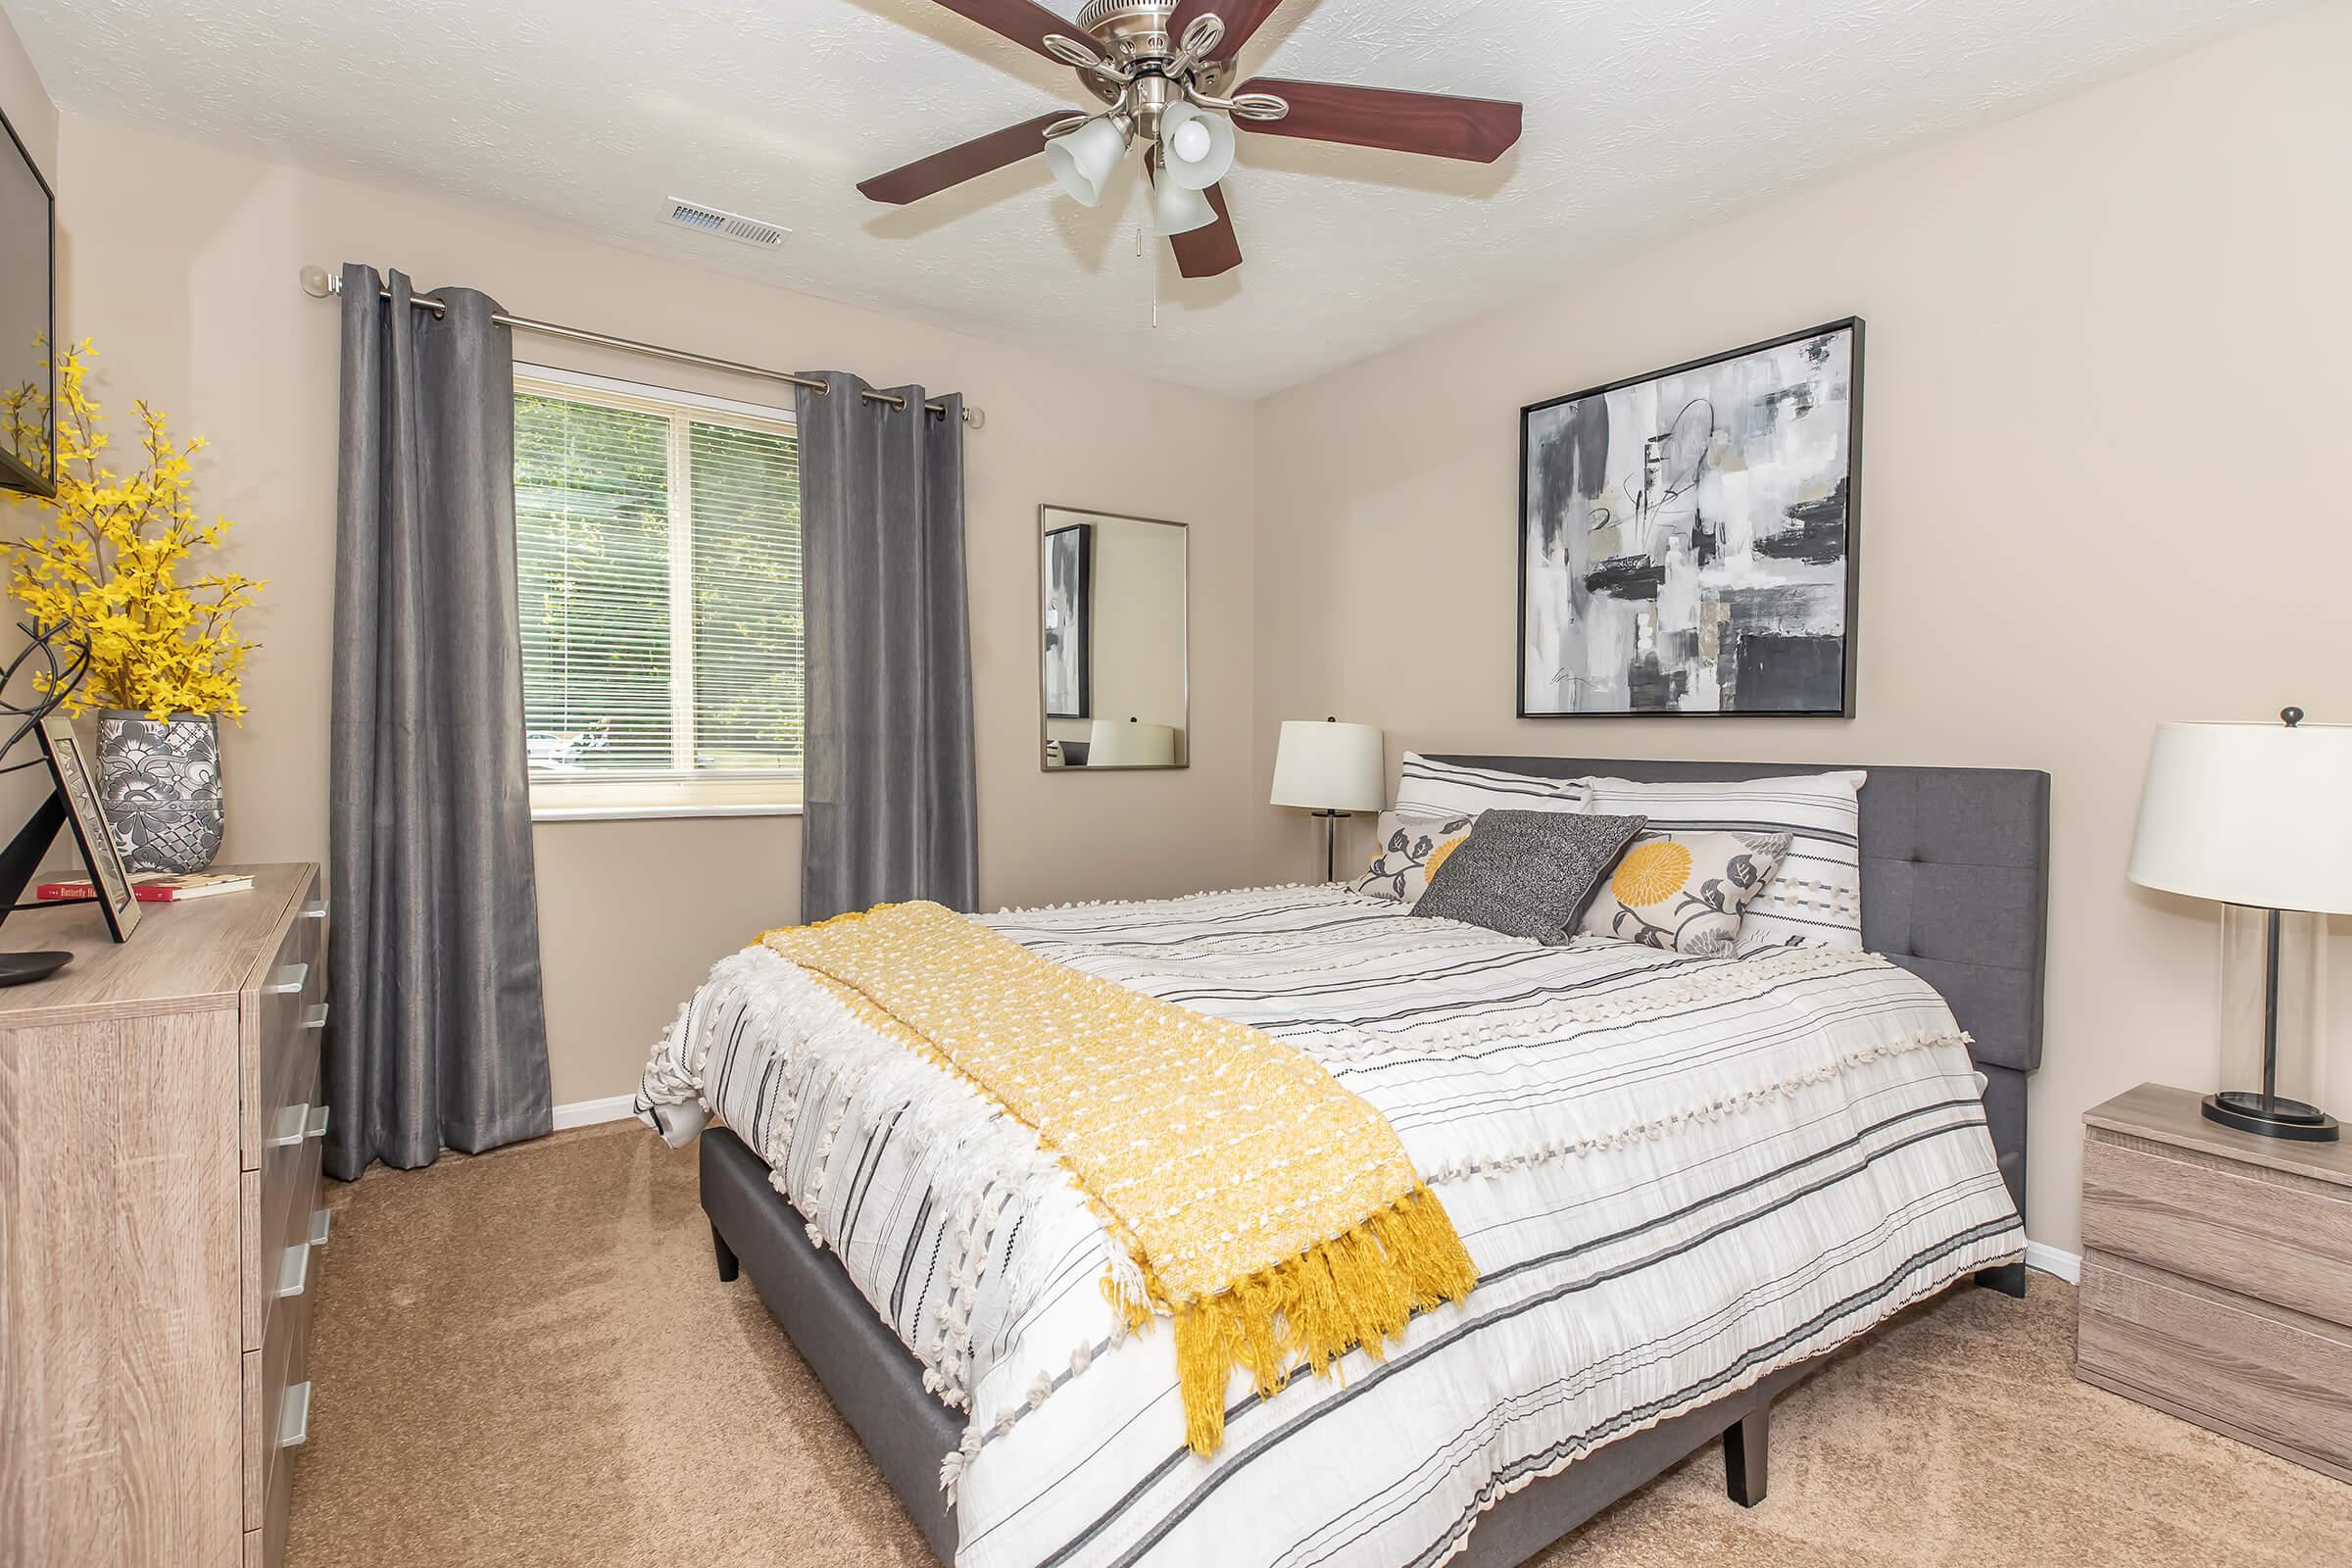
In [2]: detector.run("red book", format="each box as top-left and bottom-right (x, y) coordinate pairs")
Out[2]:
(36, 871), (257, 904)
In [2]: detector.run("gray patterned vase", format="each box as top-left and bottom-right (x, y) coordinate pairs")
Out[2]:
(95, 710), (225, 873)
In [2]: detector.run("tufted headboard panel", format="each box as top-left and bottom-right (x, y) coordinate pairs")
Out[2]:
(1429, 757), (2049, 1221)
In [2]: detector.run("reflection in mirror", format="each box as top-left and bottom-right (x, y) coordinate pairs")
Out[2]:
(1040, 506), (1188, 770)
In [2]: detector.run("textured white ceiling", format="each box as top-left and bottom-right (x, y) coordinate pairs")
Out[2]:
(8, 0), (2307, 397)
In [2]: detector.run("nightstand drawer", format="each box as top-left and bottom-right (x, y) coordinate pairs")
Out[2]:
(2078, 1252), (2352, 1482)
(2082, 1131), (2352, 1325)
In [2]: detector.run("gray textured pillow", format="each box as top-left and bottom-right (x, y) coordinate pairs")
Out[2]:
(1412, 809), (1648, 944)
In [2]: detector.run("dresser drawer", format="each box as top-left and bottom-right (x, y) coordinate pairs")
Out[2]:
(2078, 1252), (2352, 1481)
(2082, 1130), (2352, 1325)
(243, 1200), (325, 1529)
(244, 1108), (327, 1348)
(241, 873), (326, 1169)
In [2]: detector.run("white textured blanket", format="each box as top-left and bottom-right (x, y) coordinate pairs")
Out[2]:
(637, 885), (2024, 1568)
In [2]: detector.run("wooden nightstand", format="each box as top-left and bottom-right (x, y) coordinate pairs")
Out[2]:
(2076, 1082), (2352, 1482)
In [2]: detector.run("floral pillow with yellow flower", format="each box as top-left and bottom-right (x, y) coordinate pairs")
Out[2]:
(1353, 810), (1477, 904)
(1578, 830), (1793, 957)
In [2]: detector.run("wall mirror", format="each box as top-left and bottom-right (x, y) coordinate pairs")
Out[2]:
(1040, 505), (1189, 771)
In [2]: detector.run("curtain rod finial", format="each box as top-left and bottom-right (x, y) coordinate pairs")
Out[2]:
(299, 265), (336, 299)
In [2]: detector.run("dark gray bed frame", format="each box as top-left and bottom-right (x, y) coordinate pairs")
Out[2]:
(698, 758), (2049, 1566)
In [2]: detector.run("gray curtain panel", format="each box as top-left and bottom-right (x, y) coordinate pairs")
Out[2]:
(794, 371), (978, 922)
(325, 265), (552, 1180)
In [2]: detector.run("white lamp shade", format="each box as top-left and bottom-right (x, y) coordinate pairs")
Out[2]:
(1152, 177), (1216, 236)
(1088, 718), (1178, 767)
(2129, 718), (2352, 913)
(1270, 719), (1384, 812)
(1157, 102), (1234, 191)
(1046, 117), (1129, 207)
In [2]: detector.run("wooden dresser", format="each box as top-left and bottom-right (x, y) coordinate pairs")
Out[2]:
(0, 863), (329, 1568)
(2077, 1081), (2352, 1481)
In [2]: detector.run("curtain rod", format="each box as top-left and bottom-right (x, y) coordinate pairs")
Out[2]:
(300, 266), (982, 427)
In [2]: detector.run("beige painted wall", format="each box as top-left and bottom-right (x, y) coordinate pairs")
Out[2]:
(42, 114), (1257, 1105)
(0, 3), (52, 182)
(1252, 0), (2352, 1255)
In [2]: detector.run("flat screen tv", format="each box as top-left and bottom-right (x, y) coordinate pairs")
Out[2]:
(0, 105), (55, 498)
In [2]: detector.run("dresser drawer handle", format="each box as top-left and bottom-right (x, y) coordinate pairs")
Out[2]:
(265, 962), (309, 996)
(302, 899), (329, 920)
(274, 1238), (311, 1299)
(268, 1102), (330, 1147)
(278, 1381), (312, 1449)
(268, 1102), (311, 1147)
(302, 1003), (329, 1031)
(310, 1206), (332, 1249)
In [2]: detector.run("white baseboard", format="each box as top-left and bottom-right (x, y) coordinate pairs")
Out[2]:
(552, 1094), (639, 1131)
(2024, 1239), (2082, 1283)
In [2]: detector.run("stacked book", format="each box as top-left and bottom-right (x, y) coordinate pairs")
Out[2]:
(37, 870), (257, 904)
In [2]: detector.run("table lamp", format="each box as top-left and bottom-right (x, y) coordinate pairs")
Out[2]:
(1270, 718), (1383, 883)
(1086, 717), (1178, 768)
(2128, 707), (2352, 1141)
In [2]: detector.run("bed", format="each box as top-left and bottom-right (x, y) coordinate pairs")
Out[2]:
(640, 757), (2048, 1568)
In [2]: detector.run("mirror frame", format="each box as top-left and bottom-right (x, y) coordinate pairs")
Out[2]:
(1037, 503), (1191, 773)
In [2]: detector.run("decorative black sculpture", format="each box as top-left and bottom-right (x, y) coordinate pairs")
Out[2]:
(0, 620), (97, 983)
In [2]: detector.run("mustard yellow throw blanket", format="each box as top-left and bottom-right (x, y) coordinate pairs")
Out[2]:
(763, 901), (1478, 1455)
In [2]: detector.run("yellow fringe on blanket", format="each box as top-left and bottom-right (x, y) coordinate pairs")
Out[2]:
(1126, 1185), (1477, 1455)
(763, 902), (1479, 1457)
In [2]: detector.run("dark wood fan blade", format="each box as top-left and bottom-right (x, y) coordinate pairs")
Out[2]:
(1168, 0), (1289, 60)
(1148, 152), (1243, 278)
(1235, 77), (1523, 163)
(1171, 184), (1242, 277)
(924, 0), (1097, 62)
(858, 113), (1066, 204)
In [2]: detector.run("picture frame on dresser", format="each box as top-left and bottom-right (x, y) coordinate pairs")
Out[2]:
(1517, 318), (1864, 719)
(36, 715), (138, 942)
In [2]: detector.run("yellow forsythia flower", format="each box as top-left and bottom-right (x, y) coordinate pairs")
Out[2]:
(2, 341), (266, 719)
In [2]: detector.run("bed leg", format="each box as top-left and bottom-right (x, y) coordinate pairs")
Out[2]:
(1975, 1261), (2027, 1298)
(711, 1221), (740, 1284)
(1723, 1403), (1769, 1508)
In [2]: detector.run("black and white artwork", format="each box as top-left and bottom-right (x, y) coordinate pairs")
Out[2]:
(1518, 319), (1862, 717)
(1042, 522), (1092, 719)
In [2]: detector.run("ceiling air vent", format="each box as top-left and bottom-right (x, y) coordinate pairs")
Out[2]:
(664, 198), (790, 249)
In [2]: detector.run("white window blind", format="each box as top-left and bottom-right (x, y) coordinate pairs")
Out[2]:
(514, 368), (803, 815)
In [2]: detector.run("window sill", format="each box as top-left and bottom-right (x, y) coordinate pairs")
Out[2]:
(530, 802), (805, 824)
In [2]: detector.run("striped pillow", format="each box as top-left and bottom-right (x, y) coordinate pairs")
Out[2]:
(1394, 754), (1589, 819)
(1576, 772), (1866, 957)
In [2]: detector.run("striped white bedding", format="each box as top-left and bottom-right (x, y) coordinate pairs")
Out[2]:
(637, 885), (2024, 1568)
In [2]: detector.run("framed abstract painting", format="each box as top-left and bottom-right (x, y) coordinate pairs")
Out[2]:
(1042, 520), (1093, 720)
(1518, 318), (1863, 717)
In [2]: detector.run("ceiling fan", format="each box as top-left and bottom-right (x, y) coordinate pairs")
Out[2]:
(857, 0), (1524, 278)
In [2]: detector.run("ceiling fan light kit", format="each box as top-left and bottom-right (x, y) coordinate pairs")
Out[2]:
(860, 0), (1525, 277)
(1157, 100), (1234, 190)
(1151, 175), (1217, 236)
(1045, 114), (1132, 206)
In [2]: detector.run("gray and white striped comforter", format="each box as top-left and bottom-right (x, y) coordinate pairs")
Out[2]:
(637, 885), (2024, 1568)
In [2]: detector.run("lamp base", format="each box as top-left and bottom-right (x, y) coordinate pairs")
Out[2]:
(2201, 1090), (2340, 1143)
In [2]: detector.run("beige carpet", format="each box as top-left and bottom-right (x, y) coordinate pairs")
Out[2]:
(289, 1120), (2351, 1567)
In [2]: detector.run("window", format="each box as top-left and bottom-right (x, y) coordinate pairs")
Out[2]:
(514, 367), (803, 817)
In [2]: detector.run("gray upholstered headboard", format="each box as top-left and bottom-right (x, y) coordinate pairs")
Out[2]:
(1430, 757), (2049, 1224)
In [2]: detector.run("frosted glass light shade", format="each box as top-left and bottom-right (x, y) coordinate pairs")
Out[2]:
(1046, 117), (1129, 207)
(1270, 719), (1384, 812)
(1152, 178), (1215, 236)
(2129, 717), (2352, 913)
(1088, 718), (1178, 767)
(1157, 102), (1233, 191)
